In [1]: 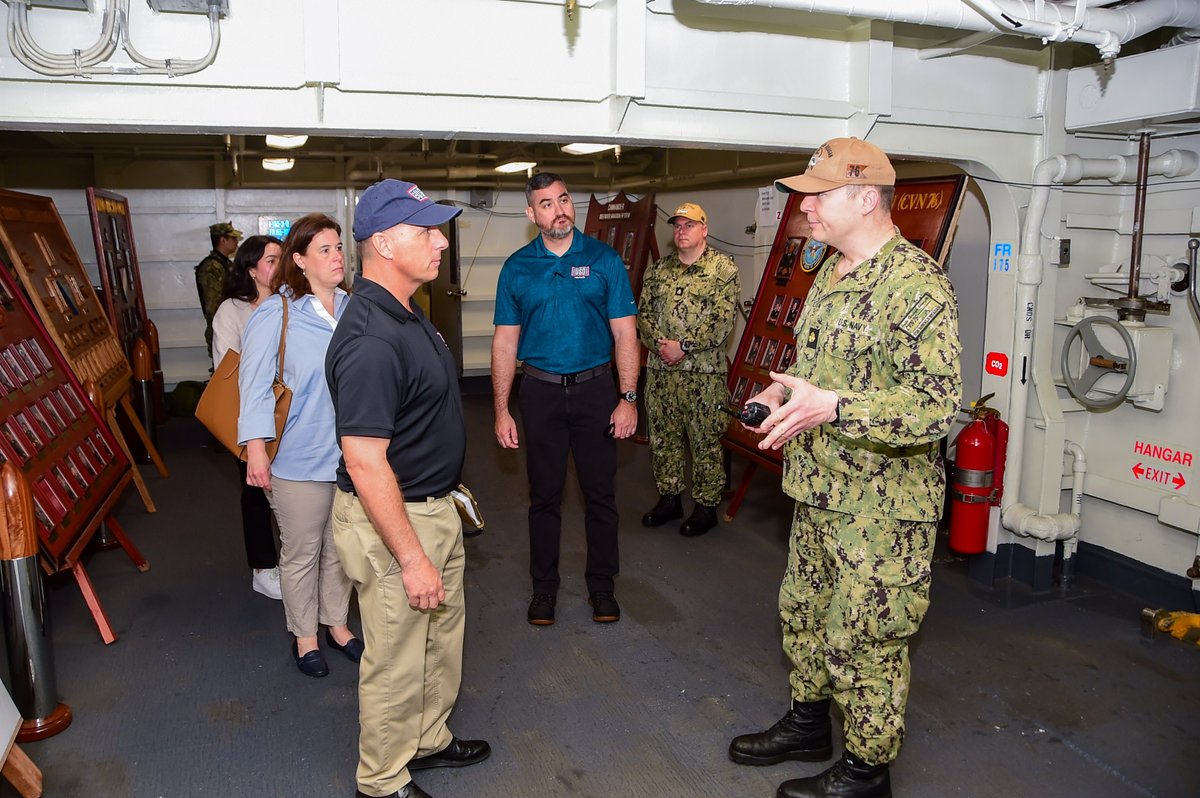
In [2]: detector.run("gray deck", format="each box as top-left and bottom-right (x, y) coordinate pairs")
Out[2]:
(6, 394), (1197, 797)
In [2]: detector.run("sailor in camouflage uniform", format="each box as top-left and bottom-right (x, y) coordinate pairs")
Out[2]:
(728, 139), (961, 798)
(637, 203), (740, 537)
(196, 221), (243, 361)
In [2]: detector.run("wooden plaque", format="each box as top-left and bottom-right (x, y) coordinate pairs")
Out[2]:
(0, 189), (132, 408)
(0, 252), (131, 573)
(583, 191), (658, 298)
(85, 188), (150, 366)
(722, 176), (968, 469)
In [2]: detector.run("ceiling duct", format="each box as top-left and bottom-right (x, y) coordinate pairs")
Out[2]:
(693, 0), (1200, 62)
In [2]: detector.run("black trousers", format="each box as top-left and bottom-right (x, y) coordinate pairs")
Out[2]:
(518, 374), (619, 595)
(237, 458), (277, 570)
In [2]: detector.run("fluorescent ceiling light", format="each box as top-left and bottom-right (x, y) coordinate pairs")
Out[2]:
(495, 160), (537, 174)
(265, 134), (308, 150)
(262, 157), (295, 172)
(561, 142), (616, 155)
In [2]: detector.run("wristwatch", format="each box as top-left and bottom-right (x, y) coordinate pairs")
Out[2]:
(621, 390), (638, 403)
(680, 340), (694, 353)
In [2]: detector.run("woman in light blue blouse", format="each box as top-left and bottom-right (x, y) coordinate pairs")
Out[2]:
(238, 213), (362, 678)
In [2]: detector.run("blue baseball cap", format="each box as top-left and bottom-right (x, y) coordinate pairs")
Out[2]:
(353, 179), (462, 241)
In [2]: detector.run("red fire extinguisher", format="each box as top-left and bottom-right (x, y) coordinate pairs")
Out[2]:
(949, 394), (1008, 555)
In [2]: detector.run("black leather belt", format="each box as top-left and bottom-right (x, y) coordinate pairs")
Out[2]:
(404, 492), (451, 504)
(523, 362), (611, 386)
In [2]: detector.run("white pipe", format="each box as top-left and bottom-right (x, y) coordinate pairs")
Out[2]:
(693, 0), (1200, 60)
(122, 1), (223, 76)
(1005, 151), (1197, 494)
(1000, 149), (1197, 542)
(6, 0), (223, 78)
(1000, 440), (1088, 542)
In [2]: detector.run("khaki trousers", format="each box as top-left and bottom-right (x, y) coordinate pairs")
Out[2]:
(332, 489), (466, 797)
(266, 477), (351, 637)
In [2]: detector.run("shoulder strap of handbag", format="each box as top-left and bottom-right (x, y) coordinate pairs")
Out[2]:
(277, 298), (288, 383)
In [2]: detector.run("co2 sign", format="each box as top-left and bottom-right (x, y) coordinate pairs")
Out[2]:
(985, 352), (1009, 377)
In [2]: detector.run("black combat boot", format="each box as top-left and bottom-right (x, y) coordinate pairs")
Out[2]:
(728, 699), (833, 765)
(642, 493), (683, 526)
(679, 503), (718, 536)
(776, 751), (891, 798)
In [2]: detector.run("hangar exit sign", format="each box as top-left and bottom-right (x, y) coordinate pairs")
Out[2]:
(1130, 440), (1192, 491)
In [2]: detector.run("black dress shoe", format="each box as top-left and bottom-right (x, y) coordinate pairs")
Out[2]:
(641, 493), (682, 526)
(355, 779), (432, 798)
(292, 639), (329, 678)
(729, 699), (833, 765)
(776, 751), (891, 798)
(527, 593), (556, 625)
(408, 737), (491, 770)
(588, 591), (620, 623)
(680, 503), (719, 537)
(326, 628), (365, 662)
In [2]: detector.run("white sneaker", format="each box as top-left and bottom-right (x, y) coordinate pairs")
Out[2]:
(252, 568), (283, 600)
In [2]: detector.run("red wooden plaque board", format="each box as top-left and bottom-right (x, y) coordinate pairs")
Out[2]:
(84, 189), (150, 367)
(583, 191), (659, 298)
(0, 189), (166, 511)
(720, 176), (968, 515)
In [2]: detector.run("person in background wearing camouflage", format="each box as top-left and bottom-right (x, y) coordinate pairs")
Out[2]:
(727, 138), (961, 798)
(196, 221), (243, 361)
(637, 202), (740, 537)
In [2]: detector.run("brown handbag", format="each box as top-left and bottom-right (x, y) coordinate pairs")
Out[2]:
(195, 300), (293, 462)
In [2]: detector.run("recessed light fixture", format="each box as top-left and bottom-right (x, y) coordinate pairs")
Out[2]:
(262, 157), (295, 172)
(265, 134), (308, 150)
(561, 142), (617, 155)
(495, 160), (537, 174)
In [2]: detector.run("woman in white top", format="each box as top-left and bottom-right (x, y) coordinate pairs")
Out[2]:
(212, 235), (284, 601)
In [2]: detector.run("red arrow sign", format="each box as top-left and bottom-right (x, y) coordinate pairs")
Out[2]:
(1133, 463), (1145, 479)
(1173, 473), (1186, 490)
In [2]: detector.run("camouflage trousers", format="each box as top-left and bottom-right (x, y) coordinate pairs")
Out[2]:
(779, 503), (935, 764)
(645, 369), (728, 506)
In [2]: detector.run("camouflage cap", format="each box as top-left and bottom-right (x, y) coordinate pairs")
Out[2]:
(776, 137), (896, 194)
(668, 202), (707, 225)
(209, 221), (243, 239)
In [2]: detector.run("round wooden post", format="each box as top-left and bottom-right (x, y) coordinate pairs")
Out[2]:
(0, 462), (72, 741)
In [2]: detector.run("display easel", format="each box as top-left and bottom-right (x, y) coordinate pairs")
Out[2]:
(0, 189), (166, 513)
(85, 188), (166, 426)
(720, 176), (969, 520)
(0, 257), (146, 644)
(583, 191), (660, 442)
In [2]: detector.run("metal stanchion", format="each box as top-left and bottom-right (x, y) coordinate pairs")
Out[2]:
(132, 338), (155, 464)
(145, 318), (168, 424)
(0, 462), (72, 741)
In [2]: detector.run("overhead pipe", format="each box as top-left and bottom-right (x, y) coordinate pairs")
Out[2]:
(1000, 147), (1197, 545)
(6, 0), (223, 78)
(608, 158), (814, 191)
(692, 0), (1200, 61)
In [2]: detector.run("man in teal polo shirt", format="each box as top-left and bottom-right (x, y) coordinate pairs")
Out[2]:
(491, 172), (639, 626)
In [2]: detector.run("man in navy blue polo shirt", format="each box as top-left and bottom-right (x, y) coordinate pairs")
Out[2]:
(327, 179), (490, 798)
(492, 172), (639, 626)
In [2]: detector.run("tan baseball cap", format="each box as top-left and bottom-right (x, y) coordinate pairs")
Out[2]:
(775, 137), (896, 194)
(668, 202), (707, 225)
